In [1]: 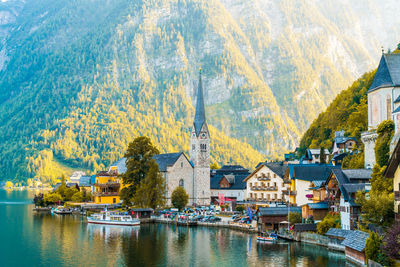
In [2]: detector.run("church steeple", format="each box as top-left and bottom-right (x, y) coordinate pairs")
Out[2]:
(194, 69), (206, 136)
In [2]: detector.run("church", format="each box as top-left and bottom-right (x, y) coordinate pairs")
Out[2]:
(110, 71), (211, 206)
(362, 50), (400, 168)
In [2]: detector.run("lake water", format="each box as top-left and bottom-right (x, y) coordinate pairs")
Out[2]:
(0, 190), (353, 266)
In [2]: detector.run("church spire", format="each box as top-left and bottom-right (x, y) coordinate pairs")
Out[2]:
(194, 68), (206, 136)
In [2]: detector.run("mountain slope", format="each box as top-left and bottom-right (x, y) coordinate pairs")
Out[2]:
(0, 0), (399, 182)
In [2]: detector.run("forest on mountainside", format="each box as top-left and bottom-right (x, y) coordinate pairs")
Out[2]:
(1, 0), (399, 183)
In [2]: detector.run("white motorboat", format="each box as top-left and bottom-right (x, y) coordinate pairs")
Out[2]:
(87, 210), (140, 226)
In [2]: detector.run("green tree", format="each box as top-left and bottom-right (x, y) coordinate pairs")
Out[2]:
(319, 147), (326, 164)
(133, 159), (166, 209)
(43, 193), (62, 205)
(375, 120), (394, 167)
(365, 231), (390, 265)
(288, 212), (302, 224)
(171, 186), (189, 211)
(122, 136), (160, 205)
(63, 187), (78, 201)
(356, 165), (394, 228)
(71, 191), (84, 202)
(317, 213), (340, 235)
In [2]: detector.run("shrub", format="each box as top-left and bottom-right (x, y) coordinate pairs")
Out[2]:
(317, 212), (340, 235)
(288, 212), (302, 224)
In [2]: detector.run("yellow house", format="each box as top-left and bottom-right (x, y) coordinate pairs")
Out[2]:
(384, 139), (400, 223)
(93, 170), (123, 204)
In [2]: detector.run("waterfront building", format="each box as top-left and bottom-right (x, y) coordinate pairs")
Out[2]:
(362, 52), (400, 168)
(244, 162), (290, 206)
(210, 165), (250, 203)
(93, 170), (122, 204)
(325, 169), (372, 230)
(285, 164), (340, 206)
(383, 138), (400, 223)
(109, 71), (211, 206)
(301, 202), (329, 221)
(341, 230), (369, 266)
(257, 206), (301, 232)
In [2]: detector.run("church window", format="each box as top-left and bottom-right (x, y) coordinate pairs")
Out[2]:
(387, 95), (392, 120)
(192, 144), (195, 150)
(179, 179), (184, 187)
(181, 162), (183, 168)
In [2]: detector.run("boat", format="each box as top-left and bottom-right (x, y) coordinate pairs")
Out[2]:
(52, 206), (73, 215)
(87, 210), (140, 226)
(257, 233), (277, 242)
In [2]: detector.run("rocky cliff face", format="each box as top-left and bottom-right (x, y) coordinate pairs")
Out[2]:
(0, 0), (399, 181)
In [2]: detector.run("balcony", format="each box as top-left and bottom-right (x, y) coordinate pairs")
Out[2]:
(266, 186), (277, 191)
(257, 177), (270, 181)
(395, 191), (400, 201)
(93, 181), (121, 188)
(93, 191), (119, 197)
(282, 190), (296, 195)
(283, 180), (291, 184)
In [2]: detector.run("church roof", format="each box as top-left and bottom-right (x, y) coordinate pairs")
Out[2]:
(369, 53), (400, 92)
(153, 153), (188, 172)
(193, 71), (206, 136)
(110, 152), (192, 174)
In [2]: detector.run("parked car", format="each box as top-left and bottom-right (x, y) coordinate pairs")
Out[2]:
(208, 216), (222, 223)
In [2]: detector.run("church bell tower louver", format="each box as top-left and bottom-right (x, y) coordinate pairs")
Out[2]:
(190, 69), (210, 205)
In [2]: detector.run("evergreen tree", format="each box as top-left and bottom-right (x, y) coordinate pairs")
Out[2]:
(133, 159), (166, 209)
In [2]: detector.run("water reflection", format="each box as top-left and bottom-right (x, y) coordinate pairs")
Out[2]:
(1, 190), (353, 267)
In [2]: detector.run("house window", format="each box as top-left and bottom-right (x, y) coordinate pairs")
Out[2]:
(179, 179), (184, 187)
(261, 193), (264, 198)
(387, 94), (392, 120)
(250, 182), (252, 187)
(254, 193), (257, 199)
(250, 193), (253, 198)
(274, 182), (276, 187)
(274, 174), (276, 178)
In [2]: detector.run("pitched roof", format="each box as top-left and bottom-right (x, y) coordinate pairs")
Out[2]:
(210, 172), (249, 190)
(293, 223), (317, 232)
(329, 169), (370, 204)
(369, 53), (400, 92)
(341, 231), (369, 252)
(334, 136), (357, 145)
(342, 169), (372, 180)
(110, 153), (191, 174)
(258, 207), (301, 216)
(307, 202), (329, 210)
(193, 71), (206, 136)
(265, 162), (288, 178)
(342, 183), (367, 193)
(289, 164), (340, 181)
(153, 153), (187, 172)
(325, 228), (352, 239)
